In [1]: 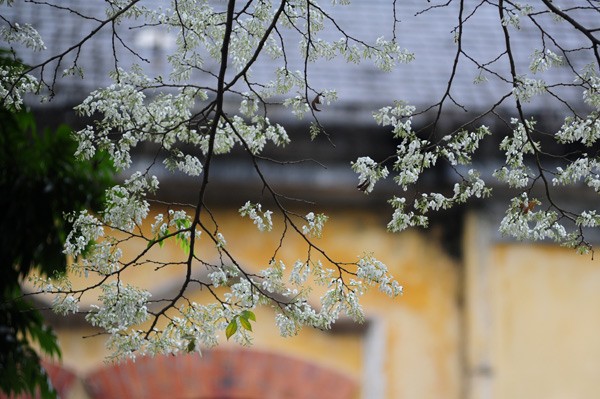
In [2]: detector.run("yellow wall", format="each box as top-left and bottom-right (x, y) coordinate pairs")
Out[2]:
(51, 206), (600, 398)
(465, 211), (600, 399)
(53, 206), (462, 399)
(50, 206), (600, 399)
(490, 244), (600, 398)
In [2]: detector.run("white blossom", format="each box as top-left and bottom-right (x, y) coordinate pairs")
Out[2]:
(556, 114), (600, 147)
(301, 212), (328, 238)
(0, 67), (38, 109)
(351, 157), (389, 193)
(290, 260), (310, 286)
(356, 254), (403, 297)
(530, 49), (563, 73)
(387, 197), (428, 232)
(513, 77), (546, 102)
(64, 210), (104, 258)
(52, 295), (79, 316)
(87, 282), (151, 334)
(577, 211), (600, 228)
(0, 22), (45, 51)
(439, 126), (491, 166)
(499, 194), (566, 241)
(103, 172), (157, 231)
(259, 260), (286, 294)
(494, 118), (538, 188)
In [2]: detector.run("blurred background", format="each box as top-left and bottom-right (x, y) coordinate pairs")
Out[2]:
(3, 1), (600, 398)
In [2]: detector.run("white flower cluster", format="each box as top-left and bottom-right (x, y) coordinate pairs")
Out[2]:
(387, 197), (428, 232)
(0, 67), (38, 109)
(373, 102), (437, 191)
(583, 74), (600, 109)
(494, 118), (538, 188)
(276, 275), (369, 335)
(75, 67), (201, 169)
(215, 232), (227, 248)
(217, 115), (290, 155)
(64, 210), (104, 258)
(373, 101), (416, 135)
(52, 294), (79, 316)
(0, 22), (45, 51)
(363, 103), (492, 233)
(86, 282), (151, 334)
(258, 260), (288, 294)
(275, 302), (323, 337)
(556, 114), (600, 147)
(385, 172), (489, 233)
(513, 77), (546, 102)
(102, 302), (225, 360)
(103, 172), (158, 232)
(76, 241), (123, 276)
(293, 8), (413, 70)
(162, 303), (224, 352)
(289, 260), (311, 286)
(189, 252), (403, 340)
(501, 2), (533, 29)
(148, 209), (195, 255)
(414, 170), (490, 214)
(207, 269), (229, 287)
(440, 126), (491, 166)
(577, 211), (600, 228)
(151, 209), (193, 237)
(224, 278), (260, 309)
(555, 71), (600, 147)
(320, 278), (363, 322)
(63, 215), (125, 301)
(283, 94), (310, 119)
(163, 151), (203, 177)
(239, 201), (274, 232)
(282, 86), (337, 121)
(530, 49), (563, 73)
(301, 212), (329, 238)
(500, 195), (559, 241)
(393, 137), (436, 190)
(552, 157), (600, 191)
(355, 254), (403, 297)
(351, 157), (389, 193)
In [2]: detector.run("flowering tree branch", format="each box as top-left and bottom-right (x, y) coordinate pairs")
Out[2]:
(1, 0), (599, 360)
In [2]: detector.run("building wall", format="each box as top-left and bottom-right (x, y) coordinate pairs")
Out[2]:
(50, 206), (462, 399)
(32, 205), (600, 399)
(464, 211), (600, 399)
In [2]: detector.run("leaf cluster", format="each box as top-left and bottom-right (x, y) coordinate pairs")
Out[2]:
(0, 286), (60, 398)
(226, 310), (256, 340)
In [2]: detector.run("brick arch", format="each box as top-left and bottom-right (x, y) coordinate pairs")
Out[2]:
(84, 348), (358, 399)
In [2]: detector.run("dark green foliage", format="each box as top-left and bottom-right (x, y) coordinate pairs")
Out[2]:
(0, 108), (112, 288)
(0, 287), (60, 398)
(0, 105), (113, 397)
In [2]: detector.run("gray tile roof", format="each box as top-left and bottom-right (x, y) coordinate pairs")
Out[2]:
(2, 1), (597, 123)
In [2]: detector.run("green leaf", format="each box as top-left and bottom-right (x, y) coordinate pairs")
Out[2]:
(186, 339), (195, 353)
(176, 234), (190, 254)
(225, 319), (237, 340)
(240, 310), (256, 322)
(239, 316), (252, 332)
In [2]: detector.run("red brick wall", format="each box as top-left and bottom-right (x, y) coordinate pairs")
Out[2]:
(85, 349), (358, 399)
